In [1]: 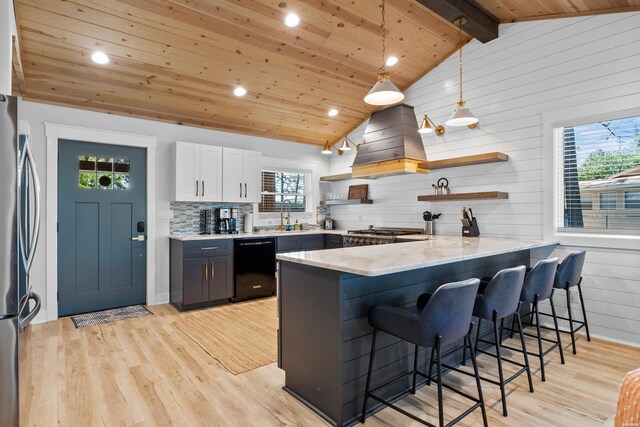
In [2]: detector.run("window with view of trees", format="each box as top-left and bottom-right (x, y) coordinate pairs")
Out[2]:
(557, 115), (640, 234)
(259, 170), (307, 213)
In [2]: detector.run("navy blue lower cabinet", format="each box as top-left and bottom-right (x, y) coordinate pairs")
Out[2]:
(170, 239), (234, 311)
(278, 249), (536, 427)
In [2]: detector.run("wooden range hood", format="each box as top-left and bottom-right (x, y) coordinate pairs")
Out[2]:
(351, 104), (428, 179)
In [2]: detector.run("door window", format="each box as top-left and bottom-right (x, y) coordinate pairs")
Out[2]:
(78, 155), (130, 190)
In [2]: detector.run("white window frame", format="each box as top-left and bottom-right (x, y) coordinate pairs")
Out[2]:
(598, 191), (617, 211)
(542, 96), (640, 251)
(254, 156), (319, 226)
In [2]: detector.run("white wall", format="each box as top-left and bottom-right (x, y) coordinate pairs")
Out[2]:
(21, 101), (329, 319)
(1, 0), (17, 94)
(328, 13), (640, 345)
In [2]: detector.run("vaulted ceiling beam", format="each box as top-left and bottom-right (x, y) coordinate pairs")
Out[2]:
(414, 0), (499, 43)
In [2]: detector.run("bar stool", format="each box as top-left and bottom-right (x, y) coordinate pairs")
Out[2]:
(360, 278), (488, 427)
(505, 258), (564, 383)
(460, 265), (533, 417)
(538, 251), (590, 354)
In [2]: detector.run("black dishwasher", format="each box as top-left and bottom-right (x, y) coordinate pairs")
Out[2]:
(234, 238), (277, 301)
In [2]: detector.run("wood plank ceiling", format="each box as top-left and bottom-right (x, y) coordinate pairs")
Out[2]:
(12, 0), (640, 146)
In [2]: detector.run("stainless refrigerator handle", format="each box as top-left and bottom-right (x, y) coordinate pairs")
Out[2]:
(18, 138), (41, 275)
(19, 292), (41, 331)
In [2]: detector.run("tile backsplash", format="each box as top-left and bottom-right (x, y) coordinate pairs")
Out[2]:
(170, 202), (253, 235)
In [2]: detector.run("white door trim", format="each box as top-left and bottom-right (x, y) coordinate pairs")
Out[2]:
(45, 123), (157, 322)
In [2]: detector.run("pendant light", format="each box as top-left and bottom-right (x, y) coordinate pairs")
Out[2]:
(445, 18), (479, 128)
(364, 0), (404, 106)
(321, 142), (332, 155)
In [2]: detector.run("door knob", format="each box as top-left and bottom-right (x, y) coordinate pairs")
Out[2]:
(131, 235), (146, 241)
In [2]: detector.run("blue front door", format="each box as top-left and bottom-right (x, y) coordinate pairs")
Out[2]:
(58, 140), (146, 316)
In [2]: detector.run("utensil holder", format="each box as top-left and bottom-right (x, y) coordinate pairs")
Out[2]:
(462, 218), (480, 237)
(425, 221), (434, 235)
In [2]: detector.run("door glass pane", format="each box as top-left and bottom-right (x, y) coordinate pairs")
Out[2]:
(78, 155), (96, 189)
(114, 158), (130, 190)
(97, 157), (113, 190)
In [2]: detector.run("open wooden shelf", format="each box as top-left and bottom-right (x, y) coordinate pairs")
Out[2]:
(320, 199), (373, 206)
(320, 173), (375, 182)
(417, 191), (509, 201)
(319, 152), (508, 182)
(419, 152), (508, 170)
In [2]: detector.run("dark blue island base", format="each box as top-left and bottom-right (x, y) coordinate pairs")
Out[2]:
(278, 246), (556, 426)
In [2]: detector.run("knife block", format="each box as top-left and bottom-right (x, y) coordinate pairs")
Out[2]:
(462, 218), (480, 237)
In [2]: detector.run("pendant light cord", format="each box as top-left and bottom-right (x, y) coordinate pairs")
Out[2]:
(381, 0), (386, 73)
(458, 20), (463, 103)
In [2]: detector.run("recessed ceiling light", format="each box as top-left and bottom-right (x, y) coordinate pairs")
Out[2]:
(91, 51), (110, 65)
(327, 109), (339, 117)
(284, 13), (300, 27)
(233, 86), (247, 97)
(386, 56), (398, 67)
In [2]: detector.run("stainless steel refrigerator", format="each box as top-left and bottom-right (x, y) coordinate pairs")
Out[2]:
(1, 94), (41, 427)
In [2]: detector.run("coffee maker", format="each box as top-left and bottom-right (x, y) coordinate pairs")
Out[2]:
(215, 208), (238, 234)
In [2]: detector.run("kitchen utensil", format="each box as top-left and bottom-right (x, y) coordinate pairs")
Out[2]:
(432, 178), (451, 195)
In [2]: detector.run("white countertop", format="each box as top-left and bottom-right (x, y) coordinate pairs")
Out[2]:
(170, 229), (347, 241)
(276, 235), (558, 277)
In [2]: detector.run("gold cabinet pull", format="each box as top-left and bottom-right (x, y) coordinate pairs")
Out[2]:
(211, 263), (215, 280)
(205, 263), (208, 281)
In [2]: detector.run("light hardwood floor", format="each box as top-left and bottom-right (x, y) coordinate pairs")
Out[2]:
(20, 299), (640, 426)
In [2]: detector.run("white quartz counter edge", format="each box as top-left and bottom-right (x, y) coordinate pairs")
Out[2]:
(276, 236), (559, 277)
(170, 229), (346, 241)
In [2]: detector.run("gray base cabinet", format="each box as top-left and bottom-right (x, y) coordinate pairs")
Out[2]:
(277, 234), (325, 253)
(170, 239), (234, 311)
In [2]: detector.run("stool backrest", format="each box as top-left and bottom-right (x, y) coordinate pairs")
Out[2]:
(522, 258), (559, 302)
(481, 266), (526, 319)
(421, 278), (480, 346)
(554, 250), (586, 289)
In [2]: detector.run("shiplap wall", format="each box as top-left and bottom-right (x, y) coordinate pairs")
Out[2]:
(328, 13), (640, 346)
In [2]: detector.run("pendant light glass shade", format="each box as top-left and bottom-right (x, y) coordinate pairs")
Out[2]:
(418, 115), (434, 133)
(445, 101), (479, 127)
(364, 73), (405, 106)
(321, 142), (332, 155)
(339, 138), (352, 151)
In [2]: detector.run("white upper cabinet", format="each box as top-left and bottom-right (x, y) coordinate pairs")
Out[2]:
(199, 145), (223, 202)
(173, 142), (222, 202)
(222, 148), (262, 203)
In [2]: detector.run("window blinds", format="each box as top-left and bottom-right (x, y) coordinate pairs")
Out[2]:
(259, 170), (307, 213)
(557, 116), (640, 234)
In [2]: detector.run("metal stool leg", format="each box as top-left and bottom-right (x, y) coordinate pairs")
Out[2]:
(577, 279), (591, 342)
(493, 313), (508, 417)
(467, 332), (489, 427)
(533, 298), (546, 382)
(411, 344), (419, 394)
(360, 329), (377, 423)
(435, 336), (444, 427)
(549, 291), (565, 364)
(427, 347), (435, 386)
(566, 289), (577, 355)
(515, 304), (534, 393)
(475, 318), (482, 352)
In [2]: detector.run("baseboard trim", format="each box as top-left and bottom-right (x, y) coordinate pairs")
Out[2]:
(153, 293), (170, 305)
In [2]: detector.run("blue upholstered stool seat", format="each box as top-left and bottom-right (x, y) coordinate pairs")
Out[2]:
(360, 279), (488, 427)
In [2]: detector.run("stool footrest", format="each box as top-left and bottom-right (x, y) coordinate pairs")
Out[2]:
(475, 348), (527, 369)
(441, 363), (528, 388)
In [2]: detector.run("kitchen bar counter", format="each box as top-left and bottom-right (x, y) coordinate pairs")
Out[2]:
(277, 236), (558, 276)
(169, 229), (346, 241)
(277, 236), (557, 426)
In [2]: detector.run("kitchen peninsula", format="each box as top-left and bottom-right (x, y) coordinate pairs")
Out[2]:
(276, 236), (558, 426)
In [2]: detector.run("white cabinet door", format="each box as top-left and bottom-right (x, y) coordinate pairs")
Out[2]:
(242, 150), (262, 203)
(174, 142), (199, 201)
(222, 147), (244, 203)
(199, 145), (223, 202)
